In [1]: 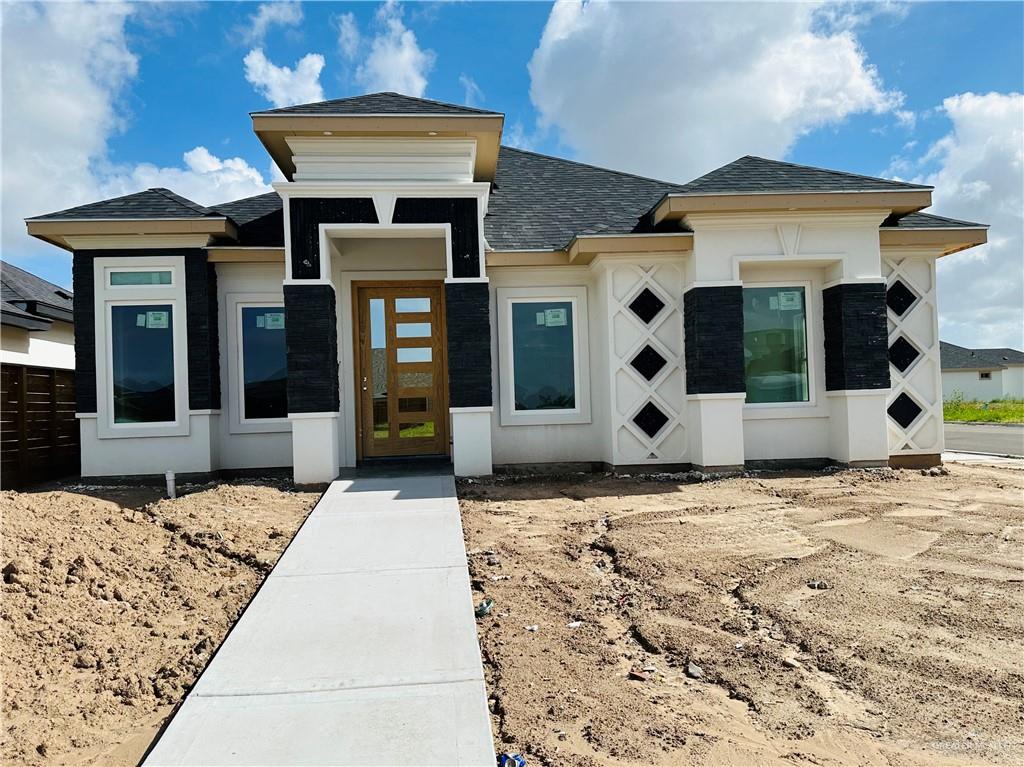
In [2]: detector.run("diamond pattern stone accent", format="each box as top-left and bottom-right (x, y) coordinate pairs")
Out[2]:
(629, 345), (668, 382)
(632, 401), (670, 439)
(887, 392), (923, 429)
(888, 336), (921, 373)
(627, 288), (666, 325)
(886, 280), (918, 317)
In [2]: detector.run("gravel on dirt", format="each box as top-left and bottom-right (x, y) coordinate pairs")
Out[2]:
(460, 462), (1024, 767)
(1, 481), (318, 766)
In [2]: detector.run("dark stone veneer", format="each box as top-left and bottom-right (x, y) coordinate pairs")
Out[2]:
(71, 249), (220, 413)
(683, 286), (745, 394)
(393, 198), (481, 279)
(283, 284), (339, 413)
(822, 282), (890, 391)
(445, 282), (491, 408)
(289, 198), (377, 280)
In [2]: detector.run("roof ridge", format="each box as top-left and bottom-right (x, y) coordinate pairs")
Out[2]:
(210, 190), (281, 210)
(253, 91), (502, 116)
(499, 145), (684, 189)
(741, 155), (933, 191)
(149, 187), (213, 216)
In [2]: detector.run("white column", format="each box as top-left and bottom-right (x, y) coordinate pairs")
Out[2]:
(290, 413), (340, 484)
(686, 394), (746, 470)
(450, 408), (493, 476)
(827, 391), (890, 466)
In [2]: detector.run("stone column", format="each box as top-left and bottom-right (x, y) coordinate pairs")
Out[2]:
(445, 281), (493, 476)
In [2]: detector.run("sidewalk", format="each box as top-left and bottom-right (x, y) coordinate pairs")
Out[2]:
(144, 473), (495, 766)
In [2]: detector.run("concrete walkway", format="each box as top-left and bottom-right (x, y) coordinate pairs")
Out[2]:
(144, 473), (495, 766)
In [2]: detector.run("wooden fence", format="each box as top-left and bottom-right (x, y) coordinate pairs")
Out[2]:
(1, 363), (79, 489)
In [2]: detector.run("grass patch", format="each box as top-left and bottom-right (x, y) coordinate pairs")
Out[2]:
(944, 395), (1024, 424)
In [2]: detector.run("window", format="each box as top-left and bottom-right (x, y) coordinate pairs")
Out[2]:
(110, 305), (176, 423)
(979, 371), (992, 380)
(110, 270), (172, 286)
(240, 306), (287, 420)
(743, 286), (810, 404)
(497, 287), (591, 426)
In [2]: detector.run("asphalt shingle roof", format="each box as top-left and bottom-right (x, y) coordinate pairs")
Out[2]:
(881, 211), (987, 229)
(26, 188), (217, 221)
(940, 341), (1013, 370)
(210, 192), (284, 247)
(1, 261), (73, 330)
(674, 155), (932, 195)
(485, 146), (684, 250)
(252, 92), (501, 117)
(976, 348), (1024, 366)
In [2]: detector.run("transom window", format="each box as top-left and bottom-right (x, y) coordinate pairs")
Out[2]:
(109, 270), (172, 286)
(497, 286), (591, 426)
(743, 286), (810, 404)
(110, 304), (175, 424)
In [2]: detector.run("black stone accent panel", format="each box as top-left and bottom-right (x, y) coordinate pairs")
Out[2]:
(888, 392), (923, 429)
(283, 284), (339, 413)
(888, 336), (921, 373)
(71, 253), (97, 413)
(627, 287), (666, 324)
(630, 345), (667, 382)
(886, 279), (918, 316)
(823, 282), (890, 391)
(633, 401), (669, 439)
(289, 198), (377, 280)
(394, 198), (481, 279)
(184, 253), (220, 410)
(683, 286), (744, 395)
(444, 281), (492, 408)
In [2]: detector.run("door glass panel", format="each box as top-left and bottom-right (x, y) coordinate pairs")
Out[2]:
(399, 396), (429, 413)
(397, 347), (432, 363)
(395, 297), (430, 313)
(111, 305), (175, 423)
(398, 371), (432, 389)
(399, 421), (434, 438)
(396, 322), (431, 338)
(369, 298), (389, 438)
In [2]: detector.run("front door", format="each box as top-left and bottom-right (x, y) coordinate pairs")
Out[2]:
(354, 282), (449, 459)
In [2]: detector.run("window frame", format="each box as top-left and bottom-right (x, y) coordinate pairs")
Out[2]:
(741, 280), (817, 411)
(979, 371), (992, 381)
(226, 293), (291, 434)
(497, 286), (591, 427)
(93, 256), (189, 438)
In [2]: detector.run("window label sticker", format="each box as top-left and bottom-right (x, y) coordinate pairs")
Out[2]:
(136, 313), (147, 327)
(146, 311), (169, 329)
(264, 312), (285, 330)
(778, 290), (802, 310)
(535, 311), (546, 326)
(544, 307), (568, 327)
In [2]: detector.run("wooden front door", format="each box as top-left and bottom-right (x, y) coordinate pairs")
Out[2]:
(354, 282), (449, 459)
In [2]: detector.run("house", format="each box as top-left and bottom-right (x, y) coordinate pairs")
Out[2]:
(1, 261), (74, 369)
(941, 341), (1024, 401)
(24, 92), (989, 483)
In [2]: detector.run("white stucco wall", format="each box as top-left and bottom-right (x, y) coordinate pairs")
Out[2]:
(942, 368), (1006, 401)
(0, 320), (74, 369)
(1003, 366), (1024, 398)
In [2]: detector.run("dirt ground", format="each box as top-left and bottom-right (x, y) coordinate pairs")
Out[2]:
(461, 462), (1024, 767)
(1, 481), (318, 766)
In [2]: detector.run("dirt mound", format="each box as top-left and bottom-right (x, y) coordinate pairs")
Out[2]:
(461, 463), (1024, 766)
(1, 482), (317, 766)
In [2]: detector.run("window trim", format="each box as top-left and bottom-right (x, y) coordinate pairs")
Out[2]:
(497, 286), (591, 426)
(93, 256), (189, 438)
(741, 280), (817, 411)
(978, 371), (992, 380)
(226, 293), (291, 434)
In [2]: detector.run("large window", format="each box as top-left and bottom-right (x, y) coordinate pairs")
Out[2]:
(743, 286), (810, 404)
(240, 306), (287, 420)
(110, 304), (176, 423)
(498, 287), (591, 426)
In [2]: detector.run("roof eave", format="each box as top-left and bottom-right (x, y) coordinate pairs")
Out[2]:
(879, 225), (988, 256)
(25, 217), (237, 251)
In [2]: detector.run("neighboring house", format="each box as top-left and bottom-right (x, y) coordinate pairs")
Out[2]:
(941, 341), (1024, 401)
(1, 261), (75, 369)
(24, 92), (989, 482)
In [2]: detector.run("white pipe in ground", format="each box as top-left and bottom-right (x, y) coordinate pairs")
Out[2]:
(165, 470), (176, 500)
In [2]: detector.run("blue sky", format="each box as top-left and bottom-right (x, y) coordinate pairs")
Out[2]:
(2, 1), (1022, 346)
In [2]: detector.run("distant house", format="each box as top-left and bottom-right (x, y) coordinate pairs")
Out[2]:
(22, 92), (991, 478)
(1, 261), (74, 369)
(940, 341), (1024, 401)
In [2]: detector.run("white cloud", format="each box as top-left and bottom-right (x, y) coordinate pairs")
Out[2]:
(459, 74), (483, 107)
(355, 0), (434, 96)
(528, 0), (902, 183)
(337, 12), (360, 60)
(1, 3), (271, 285)
(241, 1), (303, 45)
(244, 48), (324, 108)
(900, 92), (1023, 349)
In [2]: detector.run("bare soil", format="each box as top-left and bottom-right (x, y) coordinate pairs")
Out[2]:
(1, 481), (318, 766)
(461, 463), (1024, 767)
